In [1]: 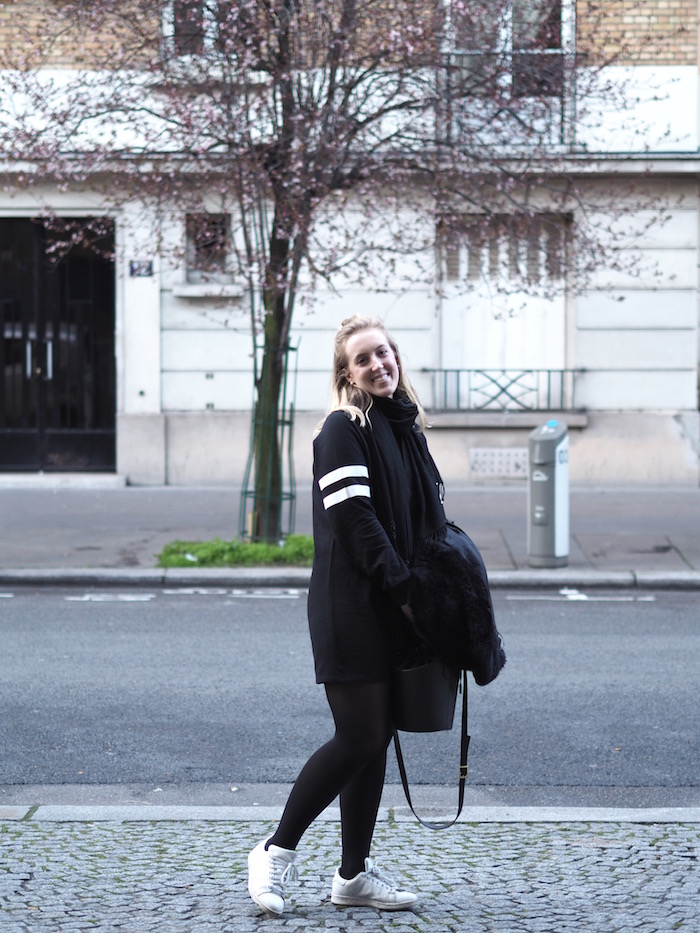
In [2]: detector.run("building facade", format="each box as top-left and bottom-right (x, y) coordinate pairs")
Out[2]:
(1, 1), (698, 489)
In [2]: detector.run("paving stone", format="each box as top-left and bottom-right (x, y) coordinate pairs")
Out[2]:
(0, 819), (698, 932)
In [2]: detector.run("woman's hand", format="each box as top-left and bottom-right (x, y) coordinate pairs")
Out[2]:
(400, 603), (414, 622)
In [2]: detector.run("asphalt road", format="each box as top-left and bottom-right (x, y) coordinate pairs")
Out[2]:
(1, 586), (698, 809)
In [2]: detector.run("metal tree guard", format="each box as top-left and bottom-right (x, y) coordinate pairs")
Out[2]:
(239, 339), (298, 542)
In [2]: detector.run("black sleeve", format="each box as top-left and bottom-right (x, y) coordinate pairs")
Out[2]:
(313, 412), (410, 606)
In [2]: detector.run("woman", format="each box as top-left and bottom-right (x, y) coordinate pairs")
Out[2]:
(247, 315), (447, 915)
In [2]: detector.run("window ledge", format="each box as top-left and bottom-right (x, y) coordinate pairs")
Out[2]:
(172, 283), (244, 299)
(427, 411), (588, 429)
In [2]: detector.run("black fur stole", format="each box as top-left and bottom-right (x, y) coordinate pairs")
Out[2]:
(407, 522), (506, 686)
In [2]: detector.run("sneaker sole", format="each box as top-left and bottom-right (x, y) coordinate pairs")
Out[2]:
(331, 894), (417, 910)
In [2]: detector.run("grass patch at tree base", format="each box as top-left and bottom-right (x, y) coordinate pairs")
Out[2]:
(157, 534), (313, 568)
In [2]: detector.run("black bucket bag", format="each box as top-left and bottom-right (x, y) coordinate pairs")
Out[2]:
(391, 521), (506, 829)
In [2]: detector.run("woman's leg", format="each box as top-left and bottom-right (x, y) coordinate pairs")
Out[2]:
(338, 743), (388, 878)
(268, 681), (392, 854)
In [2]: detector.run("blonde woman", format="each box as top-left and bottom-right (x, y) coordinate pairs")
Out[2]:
(248, 316), (446, 915)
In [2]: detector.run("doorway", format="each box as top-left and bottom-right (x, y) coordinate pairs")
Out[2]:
(0, 218), (116, 471)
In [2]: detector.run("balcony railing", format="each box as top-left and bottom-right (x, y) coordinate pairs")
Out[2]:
(440, 46), (578, 149)
(423, 368), (581, 412)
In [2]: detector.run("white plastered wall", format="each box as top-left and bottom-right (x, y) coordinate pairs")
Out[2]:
(115, 202), (166, 484)
(114, 178), (699, 487)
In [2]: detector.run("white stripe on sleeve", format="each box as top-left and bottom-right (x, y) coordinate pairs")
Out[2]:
(322, 484), (371, 510)
(318, 464), (369, 490)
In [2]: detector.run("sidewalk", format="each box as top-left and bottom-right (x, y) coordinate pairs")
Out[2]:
(1, 477), (699, 587)
(2, 804), (699, 932)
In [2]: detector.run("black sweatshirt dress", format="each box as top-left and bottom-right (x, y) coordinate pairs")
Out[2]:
(307, 396), (446, 684)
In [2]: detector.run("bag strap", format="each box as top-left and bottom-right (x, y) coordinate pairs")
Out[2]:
(392, 669), (470, 830)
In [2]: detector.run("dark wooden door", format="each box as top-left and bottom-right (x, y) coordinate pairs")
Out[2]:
(0, 218), (116, 471)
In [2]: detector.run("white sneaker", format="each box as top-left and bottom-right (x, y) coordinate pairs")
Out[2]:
(331, 858), (418, 910)
(247, 838), (298, 916)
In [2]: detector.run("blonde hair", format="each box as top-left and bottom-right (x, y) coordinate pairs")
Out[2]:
(327, 315), (427, 431)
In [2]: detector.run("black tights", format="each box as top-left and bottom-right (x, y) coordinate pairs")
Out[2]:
(267, 680), (392, 879)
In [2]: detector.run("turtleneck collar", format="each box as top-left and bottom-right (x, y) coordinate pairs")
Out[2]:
(372, 393), (418, 435)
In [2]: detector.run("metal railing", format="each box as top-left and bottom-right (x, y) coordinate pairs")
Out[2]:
(440, 46), (578, 150)
(423, 368), (582, 413)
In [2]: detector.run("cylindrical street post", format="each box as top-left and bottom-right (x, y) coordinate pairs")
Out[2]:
(528, 419), (569, 568)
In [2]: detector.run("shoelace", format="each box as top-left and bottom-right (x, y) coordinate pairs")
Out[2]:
(363, 859), (397, 891)
(268, 855), (298, 895)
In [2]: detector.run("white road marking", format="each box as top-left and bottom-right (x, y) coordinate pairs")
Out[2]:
(65, 593), (157, 602)
(506, 587), (656, 603)
(225, 589), (303, 600)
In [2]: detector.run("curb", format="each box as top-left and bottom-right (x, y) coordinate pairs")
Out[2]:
(3, 804), (700, 824)
(0, 567), (312, 588)
(2, 568), (700, 589)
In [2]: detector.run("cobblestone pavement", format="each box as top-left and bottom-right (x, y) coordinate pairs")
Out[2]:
(1, 818), (698, 932)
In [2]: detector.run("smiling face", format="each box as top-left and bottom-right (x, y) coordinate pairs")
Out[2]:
(343, 327), (400, 398)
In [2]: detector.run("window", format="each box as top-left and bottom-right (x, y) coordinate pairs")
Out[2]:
(440, 213), (569, 288)
(437, 212), (569, 378)
(512, 0), (563, 97)
(185, 213), (231, 283)
(163, 1), (239, 57)
(448, 0), (571, 99)
(172, 0), (206, 56)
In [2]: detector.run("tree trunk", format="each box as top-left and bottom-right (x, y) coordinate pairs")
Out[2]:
(251, 230), (290, 542)
(252, 331), (284, 542)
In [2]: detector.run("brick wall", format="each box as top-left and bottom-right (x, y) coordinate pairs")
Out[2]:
(0, 0), (439, 70)
(577, 0), (698, 66)
(0, 0), (155, 69)
(2, 2), (697, 72)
